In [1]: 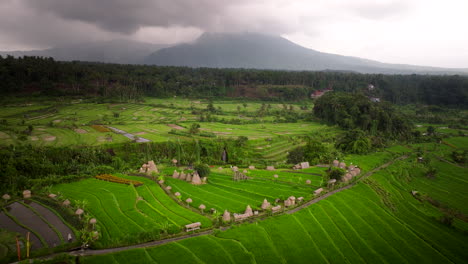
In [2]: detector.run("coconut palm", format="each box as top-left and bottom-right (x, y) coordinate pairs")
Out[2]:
(158, 221), (173, 236)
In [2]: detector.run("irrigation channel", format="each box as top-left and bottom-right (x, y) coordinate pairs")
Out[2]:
(14, 154), (409, 262)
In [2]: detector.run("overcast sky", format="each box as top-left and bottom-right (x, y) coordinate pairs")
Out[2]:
(0, 0), (467, 68)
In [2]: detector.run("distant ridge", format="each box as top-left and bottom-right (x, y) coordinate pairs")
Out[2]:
(144, 32), (468, 75)
(0, 39), (168, 64)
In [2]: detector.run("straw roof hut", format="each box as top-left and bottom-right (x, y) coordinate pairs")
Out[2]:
(62, 199), (71, 207)
(146, 160), (159, 174)
(261, 199), (271, 210)
(218, 167), (223, 170)
(89, 218), (97, 224)
(354, 168), (361, 175)
(171, 159), (178, 165)
(274, 174), (279, 179)
(306, 179), (311, 185)
(248, 165), (255, 170)
(223, 210), (231, 222)
(243, 169), (248, 173)
(199, 204), (206, 211)
(314, 188), (324, 196)
(266, 166), (275, 171)
(2, 194), (11, 201)
(297, 197), (304, 202)
(348, 165), (356, 170)
(179, 172), (187, 180)
(185, 198), (193, 204)
(174, 192), (181, 197)
(245, 205), (253, 216)
(328, 179), (337, 184)
(48, 193), (57, 199)
(191, 173), (202, 185)
(23, 190), (31, 199)
(172, 170), (180, 179)
(166, 186), (172, 190)
(339, 162), (346, 169)
(75, 209), (84, 219)
(333, 160), (339, 167)
(186, 173), (192, 182)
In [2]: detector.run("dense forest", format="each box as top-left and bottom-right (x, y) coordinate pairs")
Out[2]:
(1, 56), (467, 106)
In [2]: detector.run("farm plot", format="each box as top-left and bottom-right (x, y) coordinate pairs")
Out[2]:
(164, 172), (314, 213)
(219, 168), (325, 186)
(81, 169), (468, 264)
(52, 175), (211, 248)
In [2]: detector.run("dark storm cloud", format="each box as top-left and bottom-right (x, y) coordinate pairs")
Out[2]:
(25, 0), (248, 34)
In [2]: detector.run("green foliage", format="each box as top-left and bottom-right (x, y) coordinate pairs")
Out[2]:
(327, 167), (345, 181)
(314, 92), (411, 138)
(193, 163), (211, 178)
(336, 129), (372, 154)
(235, 136), (249, 147)
(451, 150), (467, 164)
(189, 123), (200, 134)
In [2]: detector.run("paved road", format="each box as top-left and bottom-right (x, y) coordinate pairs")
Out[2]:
(107, 126), (151, 143)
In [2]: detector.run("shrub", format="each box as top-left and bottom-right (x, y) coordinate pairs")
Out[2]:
(328, 167), (345, 181)
(194, 163), (211, 177)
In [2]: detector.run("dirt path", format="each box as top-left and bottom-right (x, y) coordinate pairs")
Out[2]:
(26, 154), (409, 261)
(287, 155), (408, 214)
(70, 230), (214, 257)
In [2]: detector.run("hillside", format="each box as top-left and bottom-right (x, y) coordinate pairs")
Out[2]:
(145, 32), (468, 74)
(0, 39), (168, 64)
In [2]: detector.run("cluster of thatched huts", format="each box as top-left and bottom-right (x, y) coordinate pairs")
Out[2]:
(332, 160), (361, 182)
(172, 170), (206, 185)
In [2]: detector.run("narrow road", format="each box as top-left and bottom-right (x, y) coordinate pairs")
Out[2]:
(287, 154), (408, 214)
(19, 154), (409, 261)
(107, 126), (151, 143)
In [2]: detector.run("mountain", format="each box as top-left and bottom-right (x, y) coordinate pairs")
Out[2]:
(0, 39), (168, 64)
(145, 32), (468, 74)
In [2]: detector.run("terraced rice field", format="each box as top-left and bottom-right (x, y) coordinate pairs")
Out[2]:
(52, 175), (212, 247)
(0, 201), (75, 251)
(165, 172), (316, 213)
(82, 159), (468, 263)
(0, 98), (333, 146)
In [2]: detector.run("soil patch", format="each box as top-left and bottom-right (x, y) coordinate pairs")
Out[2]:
(0, 212), (42, 249)
(8, 202), (61, 247)
(43, 136), (56, 141)
(74, 129), (88, 134)
(29, 202), (75, 242)
(0, 131), (10, 139)
(167, 124), (184, 130)
(30, 136), (39, 141)
(52, 119), (62, 123)
(134, 132), (147, 135)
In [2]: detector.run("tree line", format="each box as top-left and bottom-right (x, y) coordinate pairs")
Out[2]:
(0, 56), (467, 106)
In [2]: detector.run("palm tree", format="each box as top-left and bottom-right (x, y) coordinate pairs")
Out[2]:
(74, 199), (88, 210)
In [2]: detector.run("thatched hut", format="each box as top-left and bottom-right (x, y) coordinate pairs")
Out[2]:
(166, 186), (172, 191)
(305, 179), (311, 185)
(174, 192), (181, 197)
(186, 173), (192, 182)
(223, 210), (231, 222)
(199, 204), (206, 211)
(75, 208), (84, 219)
(191, 173), (202, 185)
(23, 190), (31, 199)
(266, 166), (275, 171)
(2, 194), (11, 202)
(333, 160), (339, 167)
(297, 197), (304, 203)
(271, 205), (281, 213)
(245, 205), (253, 217)
(300, 162), (310, 169)
(261, 199), (271, 210)
(185, 198), (193, 205)
(314, 188), (324, 196)
(62, 199), (71, 207)
(248, 165), (255, 170)
(171, 159), (178, 166)
(339, 162), (346, 169)
(172, 170), (180, 179)
(273, 174), (279, 179)
(179, 172), (187, 181)
(48, 193), (57, 199)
